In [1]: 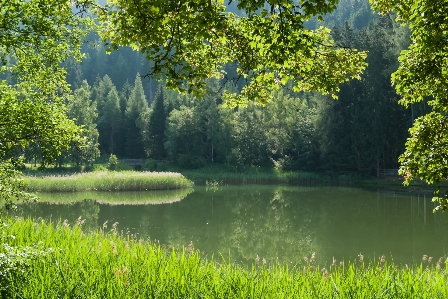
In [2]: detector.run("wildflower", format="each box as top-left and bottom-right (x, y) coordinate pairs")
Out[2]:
(380, 255), (385, 264)
(63, 219), (70, 227)
(311, 252), (316, 262)
(112, 222), (119, 229)
(303, 256), (309, 263)
(262, 258), (267, 266)
(255, 255), (260, 263)
(103, 220), (108, 229)
(428, 257), (433, 263)
(332, 256), (337, 267)
(358, 253), (364, 262)
(77, 216), (86, 226)
(422, 255), (428, 262)
(321, 268), (329, 279)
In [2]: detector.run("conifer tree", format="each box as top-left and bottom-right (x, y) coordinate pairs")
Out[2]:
(98, 87), (122, 155)
(145, 83), (167, 160)
(125, 74), (149, 158)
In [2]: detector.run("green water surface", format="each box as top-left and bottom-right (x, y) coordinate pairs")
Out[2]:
(13, 185), (448, 266)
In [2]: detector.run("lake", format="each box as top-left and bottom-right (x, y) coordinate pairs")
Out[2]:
(13, 185), (448, 266)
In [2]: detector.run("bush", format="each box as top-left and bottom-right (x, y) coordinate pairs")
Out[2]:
(142, 159), (158, 171)
(107, 154), (119, 171)
(178, 154), (205, 169)
(116, 162), (134, 171)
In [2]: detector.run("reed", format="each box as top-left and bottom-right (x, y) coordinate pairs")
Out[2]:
(1, 217), (448, 298)
(182, 165), (365, 186)
(24, 171), (194, 192)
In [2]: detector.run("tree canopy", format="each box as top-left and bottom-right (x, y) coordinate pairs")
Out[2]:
(98, 0), (367, 105)
(371, 0), (448, 210)
(0, 0), (93, 210)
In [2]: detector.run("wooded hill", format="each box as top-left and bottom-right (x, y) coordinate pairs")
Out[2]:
(22, 0), (419, 176)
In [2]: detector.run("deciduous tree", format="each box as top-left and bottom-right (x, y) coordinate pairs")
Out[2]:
(0, 0), (93, 210)
(98, 0), (367, 105)
(371, 0), (448, 209)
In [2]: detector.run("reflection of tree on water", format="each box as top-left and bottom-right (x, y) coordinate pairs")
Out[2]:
(13, 199), (100, 232)
(226, 187), (320, 264)
(158, 186), (322, 265)
(14, 186), (448, 266)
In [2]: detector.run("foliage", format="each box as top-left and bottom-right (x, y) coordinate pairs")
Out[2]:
(141, 159), (158, 171)
(95, 75), (125, 156)
(145, 84), (168, 160)
(2, 217), (448, 297)
(316, 18), (410, 175)
(107, 154), (119, 171)
(124, 75), (149, 158)
(63, 80), (100, 167)
(178, 154), (206, 169)
(97, 0), (367, 105)
(0, 0), (95, 210)
(370, 0), (448, 209)
(0, 242), (52, 296)
(0, 159), (37, 213)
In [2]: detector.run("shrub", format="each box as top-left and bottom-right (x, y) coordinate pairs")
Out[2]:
(142, 159), (158, 171)
(107, 154), (119, 171)
(178, 154), (205, 169)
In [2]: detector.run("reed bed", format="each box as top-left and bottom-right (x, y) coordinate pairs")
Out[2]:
(1, 217), (448, 298)
(24, 171), (194, 192)
(183, 168), (365, 186)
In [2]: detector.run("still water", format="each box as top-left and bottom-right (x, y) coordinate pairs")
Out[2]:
(13, 185), (448, 266)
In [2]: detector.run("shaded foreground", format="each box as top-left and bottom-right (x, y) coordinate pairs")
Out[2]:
(24, 171), (193, 192)
(1, 218), (448, 298)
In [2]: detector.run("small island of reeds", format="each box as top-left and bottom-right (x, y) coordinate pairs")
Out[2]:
(1, 217), (448, 298)
(24, 171), (193, 192)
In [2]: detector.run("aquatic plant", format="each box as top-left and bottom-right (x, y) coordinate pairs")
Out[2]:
(24, 171), (193, 192)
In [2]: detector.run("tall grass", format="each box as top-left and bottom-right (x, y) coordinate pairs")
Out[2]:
(24, 171), (193, 192)
(181, 165), (367, 186)
(1, 217), (448, 298)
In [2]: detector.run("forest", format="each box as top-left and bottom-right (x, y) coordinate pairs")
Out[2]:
(15, 0), (420, 177)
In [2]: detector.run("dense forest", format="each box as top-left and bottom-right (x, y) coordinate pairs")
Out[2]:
(21, 0), (420, 177)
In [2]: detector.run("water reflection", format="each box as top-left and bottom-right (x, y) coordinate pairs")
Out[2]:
(12, 185), (448, 266)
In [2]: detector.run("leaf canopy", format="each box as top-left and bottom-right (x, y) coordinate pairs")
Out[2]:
(98, 0), (367, 105)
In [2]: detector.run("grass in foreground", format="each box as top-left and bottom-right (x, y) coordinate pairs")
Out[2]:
(24, 171), (194, 192)
(1, 217), (448, 298)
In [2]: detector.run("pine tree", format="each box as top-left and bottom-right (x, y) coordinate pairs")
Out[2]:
(145, 83), (167, 160)
(98, 87), (122, 155)
(125, 74), (149, 158)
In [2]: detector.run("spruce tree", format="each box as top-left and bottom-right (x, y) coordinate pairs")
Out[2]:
(125, 74), (149, 158)
(145, 84), (167, 160)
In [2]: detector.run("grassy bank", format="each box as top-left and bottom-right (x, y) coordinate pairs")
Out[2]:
(179, 165), (409, 187)
(24, 171), (193, 192)
(1, 217), (448, 298)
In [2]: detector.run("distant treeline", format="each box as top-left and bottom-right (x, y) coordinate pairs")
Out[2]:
(22, 1), (424, 176)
